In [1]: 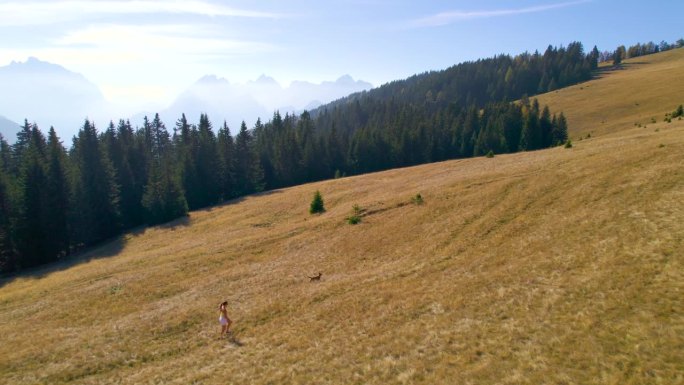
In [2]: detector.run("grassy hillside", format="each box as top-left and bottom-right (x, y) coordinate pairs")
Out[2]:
(1, 53), (683, 385)
(535, 48), (684, 137)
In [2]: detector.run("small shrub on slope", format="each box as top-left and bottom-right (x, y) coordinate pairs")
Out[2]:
(310, 190), (325, 214)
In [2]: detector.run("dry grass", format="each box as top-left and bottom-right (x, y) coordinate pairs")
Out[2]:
(535, 48), (684, 138)
(1, 52), (683, 385)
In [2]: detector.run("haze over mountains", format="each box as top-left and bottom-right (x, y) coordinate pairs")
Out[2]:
(0, 57), (107, 140)
(0, 58), (372, 141)
(149, 73), (372, 132)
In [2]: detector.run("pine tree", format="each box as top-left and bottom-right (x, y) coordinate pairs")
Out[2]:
(141, 160), (188, 225)
(235, 121), (264, 195)
(175, 114), (201, 210)
(325, 122), (345, 178)
(502, 104), (523, 153)
(0, 134), (12, 174)
(539, 106), (553, 148)
(142, 114), (187, 225)
(217, 121), (235, 200)
(309, 190), (325, 214)
(460, 106), (479, 156)
(44, 127), (70, 259)
(113, 120), (145, 227)
(15, 124), (51, 267)
(194, 113), (220, 207)
(0, 163), (15, 272)
(520, 100), (542, 150)
(552, 112), (569, 145)
(70, 119), (121, 245)
(11, 120), (33, 172)
(589, 45), (600, 69)
(0, 134), (16, 271)
(613, 46), (626, 66)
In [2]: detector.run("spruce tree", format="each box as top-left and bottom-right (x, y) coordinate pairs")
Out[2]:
(142, 114), (187, 225)
(11, 120), (33, 174)
(175, 114), (201, 210)
(235, 121), (264, 195)
(539, 106), (553, 148)
(0, 134), (17, 271)
(44, 127), (70, 259)
(194, 113), (220, 207)
(552, 112), (569, 145)
(70, 119), (121, 245)
(114, 120), (144, 228)
(0, 164), (15, 272)
(217, 121), (235, 200)
(16, 124), (50, 267)
(309, 190), (325, 214)
(520, 99), (542, 150)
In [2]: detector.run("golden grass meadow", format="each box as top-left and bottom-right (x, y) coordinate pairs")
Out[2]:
(1, 51), (683, 384)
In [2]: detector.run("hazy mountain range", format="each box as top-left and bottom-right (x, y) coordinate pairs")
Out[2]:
(135, 73), (372, 133)
(0, 57), (107, 141)
(0, 58), (372, 142)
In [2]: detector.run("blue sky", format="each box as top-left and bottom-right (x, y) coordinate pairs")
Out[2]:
(1, 0), (682, 111)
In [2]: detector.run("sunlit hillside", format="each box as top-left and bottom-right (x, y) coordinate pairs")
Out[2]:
(1, 51), (682, 385)
(535, 48), (684, 137)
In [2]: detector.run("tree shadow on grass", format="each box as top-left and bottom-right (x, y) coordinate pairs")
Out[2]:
(593, 61), (650, 78)
(0, 235), (127, 289)
(0, 189), (283, 288)
(0, 216), (192, 289)
(198, 189), (284, 213)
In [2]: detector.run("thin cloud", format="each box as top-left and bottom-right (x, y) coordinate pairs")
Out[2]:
(52, 23), (278, 57)
(413, 0), (591, 27)
(0, 0), (283, 26)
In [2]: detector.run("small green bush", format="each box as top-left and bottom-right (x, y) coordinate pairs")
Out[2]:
(309, 190), (325, 214)
(485, 150), (494, 158)
(673, 104), (684, 118)
(346, 204), (363, 224)
(564, 140), (573, 149)
(411, 193), (424, 205)
(347, 215), (361, 225)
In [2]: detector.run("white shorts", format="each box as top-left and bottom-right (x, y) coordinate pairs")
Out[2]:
(219, 316), (229, 326)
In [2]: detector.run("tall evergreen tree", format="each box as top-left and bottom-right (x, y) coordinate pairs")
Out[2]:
(552, 112), (569, 145)
(11, 120), (33, 174)
(194, 113), (220, 207)
(15, 124), (50, 267)
(0, 159), (16, 272)
(520, 100), (542, 150)
(0, 134), (12, 174)
(111, 120), (145, 227)
(217, 121), (235, 200)
(235, 121), (264, 195)
(44, 127), (70, 259)
(141, 114), (187, 225)
(70, 119), (121, 245)
(175, 114), (201, 210)
(539, 106), (553, 148)
(0, 134), (14, 271)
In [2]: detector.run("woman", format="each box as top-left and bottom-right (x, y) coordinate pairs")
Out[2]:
(218, 301), (232, 338)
